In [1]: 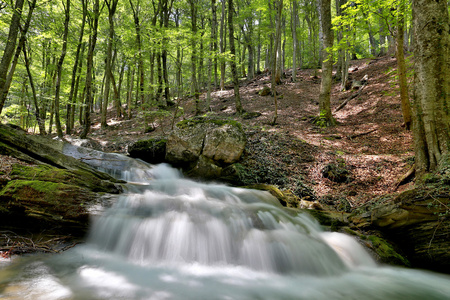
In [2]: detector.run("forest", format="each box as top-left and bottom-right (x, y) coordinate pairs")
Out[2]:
(0, 0), (450, 278)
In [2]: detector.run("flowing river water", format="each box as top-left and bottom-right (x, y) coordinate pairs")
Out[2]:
(1, 147), (450, 299)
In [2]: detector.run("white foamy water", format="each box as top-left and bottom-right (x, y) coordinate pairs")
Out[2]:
(1, 156), (450, 300)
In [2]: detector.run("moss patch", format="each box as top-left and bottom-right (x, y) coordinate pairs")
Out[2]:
(176, 116), (243, 130)
(9, 164), (119, 193)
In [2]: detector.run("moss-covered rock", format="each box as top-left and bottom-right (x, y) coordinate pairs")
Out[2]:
(9, 164), (120, 194)
(0, 180), (97, 234)
(166, 117), (246, 178)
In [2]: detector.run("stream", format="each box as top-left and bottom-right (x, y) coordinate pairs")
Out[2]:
(1, 146), (450, 299)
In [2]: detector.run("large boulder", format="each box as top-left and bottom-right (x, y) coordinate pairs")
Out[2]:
(165, 117), (246, 178)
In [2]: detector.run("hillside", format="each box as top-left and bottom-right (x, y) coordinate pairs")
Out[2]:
(71, 56), (413, 211)
(0, 56), (414, 211)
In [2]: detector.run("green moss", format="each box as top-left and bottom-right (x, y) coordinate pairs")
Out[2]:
(9, 164), (117, 193)
(368, 235), (410, 266)
(0, 180), (71, 203)
(176, 117), (243, 130)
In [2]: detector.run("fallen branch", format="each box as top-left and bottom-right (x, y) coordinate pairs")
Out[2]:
(348, 128), (377, 139)
(334, 83), (367, 112)
(394, 164), (415, 191)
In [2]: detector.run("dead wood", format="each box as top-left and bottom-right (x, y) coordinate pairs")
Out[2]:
(334, 83), (367, 112)
(348, 128), (377, 139)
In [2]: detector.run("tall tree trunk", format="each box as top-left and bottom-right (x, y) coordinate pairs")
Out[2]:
(129, 0), (144, 107)
(220, 0), (226, 90)
(411, 0), (450, 176)
(317, 0), (335, 126)
(396, 0), (411, 130)
(291, 0), (298, 82)
(23, 46), (45, 135)
(67, 0), (87, 134)
(0, 0), (25, 115)
(270, 0), (283, 125)
(189, 0), (201, 114)
(101, 0), (118, 129)
(212, 0), (218, 87)
(54, 0), (71, 138)
(228, 0), (243, 114)
(80, 0), (100, 139)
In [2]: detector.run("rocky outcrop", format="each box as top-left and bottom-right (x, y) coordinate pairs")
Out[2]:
(165, 117), (246, 179)
(351, 187), (450, 273)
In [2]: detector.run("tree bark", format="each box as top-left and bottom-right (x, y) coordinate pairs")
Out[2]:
(101, 0), (118, 129)
(396, 0), (411, 130)
(189, 0), (201, 114)
(412, 0), (450, 176)
(66, 0), (87, 134)
(0, 0), (25, 115)
(228, 0), (243, 114)
(317, 0), (335, 126)
(80, 0), (100, 139)
(54, 0), (71, 138)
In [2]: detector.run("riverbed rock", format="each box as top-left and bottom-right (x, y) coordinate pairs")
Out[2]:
(128, 137), (167, 164)
(165, 117), (246, 177)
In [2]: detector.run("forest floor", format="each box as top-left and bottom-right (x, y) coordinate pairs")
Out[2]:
(1, 55), (415, 211)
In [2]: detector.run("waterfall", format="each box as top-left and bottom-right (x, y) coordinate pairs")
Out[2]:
(1, 153), (450, 300)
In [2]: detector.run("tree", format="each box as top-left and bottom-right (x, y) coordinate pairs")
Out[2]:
(411, 0), (450, 176)
(54, 0), (71, 138)
(101, 0), (119, 129)
(228, 0), (243, 114)
(0, 0), (25, 115)
(317, 0), (335, 126)
(80, 0), (100, 139)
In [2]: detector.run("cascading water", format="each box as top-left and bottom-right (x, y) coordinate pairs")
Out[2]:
(1, 150), (450, 300)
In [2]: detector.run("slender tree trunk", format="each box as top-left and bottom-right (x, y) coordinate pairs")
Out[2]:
(0, 0), (25, 114)
(270, 0), (283, 125)
(317, 0), (335, 126)
(54, 0), (71, 138)
(396, 0), (411, 130)
(411, 0), (450, 176)
(291, 0), (298, 82)
(80, 0), (100, 139)
(23, 46), (46, 135)
(220, 0), (226, 90)
(67, 0), (86, 134)
(189, 0), (201, 114)
(212, 0), (218, 87)
(129, 0), (144, 107)
(101, 0), (118, 128)
(228, 0), (243, 114)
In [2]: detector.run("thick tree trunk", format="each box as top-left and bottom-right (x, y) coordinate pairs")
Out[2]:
(317, 0), (335, 126)
(228, 0), (243, 114)
(412, 0), (450, 176)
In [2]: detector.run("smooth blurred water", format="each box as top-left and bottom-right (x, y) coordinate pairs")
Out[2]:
(1, 159), (450, 300)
